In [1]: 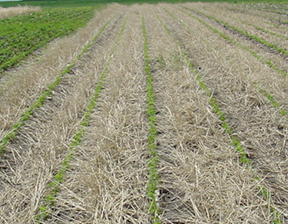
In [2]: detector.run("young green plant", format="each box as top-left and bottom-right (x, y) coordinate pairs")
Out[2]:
(142, 15), (161, 224)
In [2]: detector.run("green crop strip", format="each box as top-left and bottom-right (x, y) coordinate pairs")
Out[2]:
(161, 8), (284, 223)
(142, 16), (161, 224)
(34, 17), (127, 222)
(0, 19), (111, 154)
(0, 7), (96, 74)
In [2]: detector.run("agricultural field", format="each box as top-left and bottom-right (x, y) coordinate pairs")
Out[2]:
(0, 2), (288, 223)
(0, 7), (96, 74)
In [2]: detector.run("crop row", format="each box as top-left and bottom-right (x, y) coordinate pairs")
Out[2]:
(0, 9), (93, 49)
(142, 16), (161, 224)
(34, 16), (127, 222)
(0, 7), (96, 74)
(0, 7), (92, 36)
(159, 6), (284, 223)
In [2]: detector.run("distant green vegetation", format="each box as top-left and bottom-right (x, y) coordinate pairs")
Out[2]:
(0, 7), (96, 73)
(1, 0), (288, 8)
(0, 0), (104, 8)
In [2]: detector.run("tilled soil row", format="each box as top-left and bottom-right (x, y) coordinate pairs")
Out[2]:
(160, 4), (288, 221)
(41, 6), (151, 223)
(0, 7), (127, 223)
(143, 5), (274, 223)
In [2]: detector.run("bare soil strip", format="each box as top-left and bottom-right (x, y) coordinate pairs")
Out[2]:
(0, 6), (127, 223)
(160, 3), (288, 221)
(39, 5), (151, 223)
(0, 6), (41, 19)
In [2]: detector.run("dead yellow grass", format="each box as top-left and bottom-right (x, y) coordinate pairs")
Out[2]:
(1, 3), (288, 223)
(44, 5), (150, 223)
(163, 3), (288, 219)
(0, 4), (122, 142)
(212, 3), (288, 37)
(143, 5), (274, 223)
(0, 4), (128, 223)
(193, 3), (288, 55)
(180, 2), (288, 85)
(0, 5), (41, 19)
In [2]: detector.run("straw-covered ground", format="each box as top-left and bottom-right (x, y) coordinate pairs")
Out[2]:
(0, 6), (41, 19)
(0, 3), (288, 224)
